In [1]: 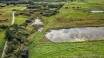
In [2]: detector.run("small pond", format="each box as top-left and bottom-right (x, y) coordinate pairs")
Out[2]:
(45, 27), (104, 42)
(90, 10), (104, 13)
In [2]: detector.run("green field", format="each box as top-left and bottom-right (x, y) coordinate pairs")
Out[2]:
(29, 31), (104, 58)
(15, 15), (28, 25)
(0, 0), (104, 58)
(29, 1), (104, 58)
(0, 31), (5, 57)
(43, 2), (104, 30)
(0, 5), (27, 57)
(0, 4), (27, 25)
(29, 40), (104, 58)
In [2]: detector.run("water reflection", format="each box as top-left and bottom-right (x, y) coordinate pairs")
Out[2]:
(45, 27), (104, 42)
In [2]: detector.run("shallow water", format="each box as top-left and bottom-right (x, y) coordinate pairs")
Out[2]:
(45, 27), (104, 42)
(90, 10), (104, 13)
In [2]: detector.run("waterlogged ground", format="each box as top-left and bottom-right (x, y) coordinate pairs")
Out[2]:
(45, 27), (104, 42)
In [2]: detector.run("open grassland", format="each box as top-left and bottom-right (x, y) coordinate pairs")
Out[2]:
(0, 4), (27, 25)
(0, 5), (27, 57)
(28, 30), (104, 58)
(0, 31), (5, 57)
(43, 2), (104, 30)
(29, 1), (104, 58)
(87, 0), (104, 3)
(15, 15), (28, 25)
(30, 41), (104, 58)
(29, 32), (104, 58)
(0, 1), (104, 58)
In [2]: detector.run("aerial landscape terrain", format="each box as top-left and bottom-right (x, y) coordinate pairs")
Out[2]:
(0, 0), (104, 58)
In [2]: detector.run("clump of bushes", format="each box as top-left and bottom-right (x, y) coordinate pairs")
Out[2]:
(4, 24), (31, 58)
(26, 3), (64, 17)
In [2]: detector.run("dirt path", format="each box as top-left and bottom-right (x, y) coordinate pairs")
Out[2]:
(1, 11), (16, 58)
(11, 11), (15, 25)
(1, 41), (8, 58)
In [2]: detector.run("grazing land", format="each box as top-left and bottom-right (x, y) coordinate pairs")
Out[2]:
(29, 1), (104, 58)
(0, 31), (5, 57)
(43, 2), (104, 30)
(0, 0), (104, 58)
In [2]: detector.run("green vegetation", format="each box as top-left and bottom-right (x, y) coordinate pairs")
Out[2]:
(29, 29), (104, 58)
(0, 31), (5, 57)
(29, 1), (104, 58)
(0, 4), (27, 25)
(0, 0), (104, 58)
(29, 39), (104, 58)
(0, 5), (27, 57)
(15, 15), (28, 25)
(43, 2), (104, 30)
(4, 25), (31, 58)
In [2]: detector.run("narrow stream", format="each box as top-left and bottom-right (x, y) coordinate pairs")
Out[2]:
(45, 27), (104, 42)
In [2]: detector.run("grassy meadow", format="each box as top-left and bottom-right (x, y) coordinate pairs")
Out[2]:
(0, 31), (5, 57)
(29, 38), (104, 58)
(0, 4), (27, 57)
(0, 0), (104, 58)
(43, 2), (104, 30)
(0, 4), (27, 25)
(29, 1), (104, 58)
